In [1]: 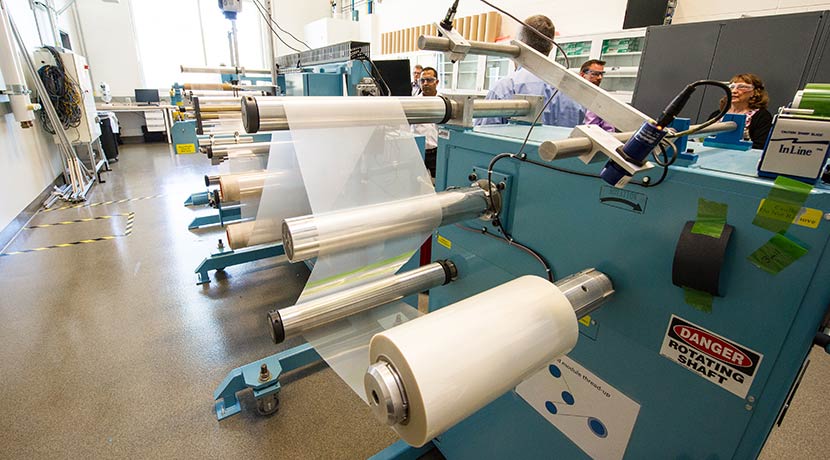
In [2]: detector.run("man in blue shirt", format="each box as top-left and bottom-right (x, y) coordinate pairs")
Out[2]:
(475, 15), (584, 128)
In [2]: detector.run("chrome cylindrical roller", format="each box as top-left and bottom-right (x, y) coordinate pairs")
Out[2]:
(418, 35), (521, 58)
(537, 121), (739, 161)
(282, 186), (492, 262)
(267, 260), (457, 343)
(180, 65), (270, 75)
(206, 142), (272, 160)
(553, 268), (614, 319)
(241, 96), (533, 133)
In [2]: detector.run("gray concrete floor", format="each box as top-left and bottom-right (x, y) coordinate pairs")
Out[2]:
(0, 143), (397, 459)
(0, 142), (828, 458)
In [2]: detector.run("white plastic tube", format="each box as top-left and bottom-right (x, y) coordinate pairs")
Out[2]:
(0, 1), (35, 127)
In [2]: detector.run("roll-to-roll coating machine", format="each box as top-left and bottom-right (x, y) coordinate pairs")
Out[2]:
(209, 21), (830, 458)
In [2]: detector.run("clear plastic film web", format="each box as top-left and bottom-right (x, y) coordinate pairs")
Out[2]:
(246, 131), (312, 246)
(276, 98), (440, 398)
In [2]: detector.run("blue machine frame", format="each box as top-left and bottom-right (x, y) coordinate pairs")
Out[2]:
(405, 124), (830, 459)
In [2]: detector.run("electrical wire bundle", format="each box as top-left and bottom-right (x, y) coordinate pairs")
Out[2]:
(36, 46), (82, 135)
(250, 0), (311, 53)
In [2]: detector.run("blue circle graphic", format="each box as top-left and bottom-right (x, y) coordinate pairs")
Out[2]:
(545, 401), (558, 414)
(549, 364), (562, 378)
(561, 391), (575, 405)
(588, 417), (608, 438)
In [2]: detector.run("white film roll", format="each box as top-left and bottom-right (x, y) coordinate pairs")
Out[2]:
(366, 275), (579, 447)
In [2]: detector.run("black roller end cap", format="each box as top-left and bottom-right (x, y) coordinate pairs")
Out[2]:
(242, 96), (260, 133)
(437, 259), (458, 285)
(268, 310), (285, 344)
(203, 175), (210, 187)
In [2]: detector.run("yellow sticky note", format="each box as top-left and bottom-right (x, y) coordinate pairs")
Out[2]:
(579, 315), (592, 327)
(176, 143), (196, 154)
(436, 234), (452, 249)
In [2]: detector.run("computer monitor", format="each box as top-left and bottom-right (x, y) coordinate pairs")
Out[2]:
(134, 88), (160, 105)
(371, 60), (412, 97)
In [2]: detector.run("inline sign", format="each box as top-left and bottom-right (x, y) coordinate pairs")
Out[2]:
(660, 315), (763, 398)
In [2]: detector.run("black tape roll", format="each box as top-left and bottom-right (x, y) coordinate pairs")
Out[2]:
(672, 221), (734, 296)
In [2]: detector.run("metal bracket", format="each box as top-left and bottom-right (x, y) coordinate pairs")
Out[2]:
(444, 94), (478, 128)
(213, 343), (321, 420)
(509, 94), (545, 124)
(570, 125), (655, 187)
(435, 23), (471, 63)
(194, 243), (286, 284)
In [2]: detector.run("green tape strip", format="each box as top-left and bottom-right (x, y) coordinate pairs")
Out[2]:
(747, 233), (809, 274)
(752, 176), (813, 233)
(691, 198), (728, 238)
(683, 287), (713, 313)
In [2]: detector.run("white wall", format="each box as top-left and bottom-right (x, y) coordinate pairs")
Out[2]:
(0, 0), (67, 232)
(372, 0), (628, 40)
(674, 0), (830, 24)
(75, 0), (142, 97)
(271, 0), (331, 56)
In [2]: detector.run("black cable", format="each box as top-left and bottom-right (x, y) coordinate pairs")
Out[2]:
(251, 0), (312, 50)
(479, 0), (569, 68)
(250, 0), (303, 53)
(353, 50), (392, 96)
(36, 46), (82, 134)
(455, 224), (554, 281)
(664, 80), (732, 137)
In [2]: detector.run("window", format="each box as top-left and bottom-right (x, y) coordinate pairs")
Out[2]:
(131, 0), (266, 89)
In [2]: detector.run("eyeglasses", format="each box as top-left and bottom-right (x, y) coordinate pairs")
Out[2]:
(584, 70), (606, 77)
(728, 82), (754, 92)
(419, 77), (437, 84)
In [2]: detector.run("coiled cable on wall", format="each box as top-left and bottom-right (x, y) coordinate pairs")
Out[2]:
(36, 46), (82, 134)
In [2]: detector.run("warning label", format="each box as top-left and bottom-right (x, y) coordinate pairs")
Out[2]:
(660, 315), (763, 398)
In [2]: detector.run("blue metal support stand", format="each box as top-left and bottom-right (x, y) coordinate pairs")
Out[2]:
(703, 113), (752, 150)
(184, 191), (211, 207)
(188, 206), (243, 230)
(369, 440), (436, 460)
(195, 243), (286, 284)
(213, 343), (322, 420)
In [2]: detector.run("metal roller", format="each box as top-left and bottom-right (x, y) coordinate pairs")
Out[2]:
(364, 268), (615, 428)
(225, 221), (280, 250)
(418, 35), (521, 58)
(267, 260), (458, 343)
(218, 170), (289, 202)
(282, 183), (497, 262)
(241, 96), (533, 133)
(537, 121), (740, 161)
(180, 65), (271, 75)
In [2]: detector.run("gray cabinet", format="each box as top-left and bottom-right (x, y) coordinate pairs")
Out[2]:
(633, 11), (830, 123)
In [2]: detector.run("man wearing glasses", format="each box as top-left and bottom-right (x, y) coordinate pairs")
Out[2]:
(411, 65), (423, 96)
(581, 59), (616, 132)
(475, 15), (584, 127)
(412, 67), (440, 176)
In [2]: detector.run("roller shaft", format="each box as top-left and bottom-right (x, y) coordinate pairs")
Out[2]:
(180, 65), (271, 75)
(538, 121), (739, 161)
(418, 35), (521, 58)
(242, 96), (532, 133)
(268, 260), (457, 343)
(282, 186), (490, 262)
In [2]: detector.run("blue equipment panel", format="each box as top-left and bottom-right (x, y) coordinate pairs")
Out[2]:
(424, 125), (830, 459)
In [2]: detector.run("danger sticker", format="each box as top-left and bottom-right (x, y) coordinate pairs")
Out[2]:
(660, 315), (763, 398)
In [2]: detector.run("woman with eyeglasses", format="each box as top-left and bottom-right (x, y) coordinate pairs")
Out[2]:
(708, 73), (773, 149)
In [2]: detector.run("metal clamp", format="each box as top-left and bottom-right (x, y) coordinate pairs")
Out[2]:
(436, 22), (471, 63)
